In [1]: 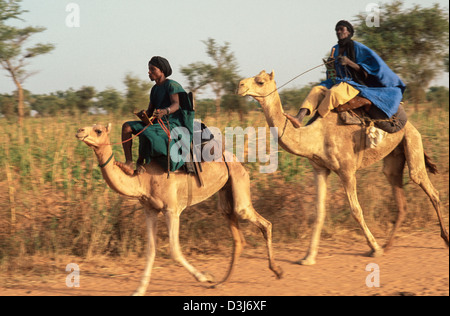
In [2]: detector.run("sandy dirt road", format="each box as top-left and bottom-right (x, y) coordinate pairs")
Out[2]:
(1, 232), (448, 297)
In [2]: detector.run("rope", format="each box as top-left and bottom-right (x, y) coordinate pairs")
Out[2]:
(270, 60), (334, 140)
(157, 117), (171, 142)
(261, 60), (334, 98)
(349, 109), (400, 128)
(96, 114), (173, 175)
(100, 116), (155, 146)
(100, 115), (172, 147)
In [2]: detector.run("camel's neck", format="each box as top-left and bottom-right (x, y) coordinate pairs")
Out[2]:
(93, 145), (144, 197)
(257, 92), (322, 158)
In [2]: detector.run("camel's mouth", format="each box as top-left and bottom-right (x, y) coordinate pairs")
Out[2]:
(238, 90), (248, 97)
(237, 84), (249, 97)
(75, 132), (88, 142)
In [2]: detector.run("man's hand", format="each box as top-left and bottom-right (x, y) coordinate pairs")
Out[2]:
(337, 55), (367, 79)
(154, 108), (168, 119)
(338, 55), (364, 72)
(324, 57), (335, 66)
(338, 55), (351, 66)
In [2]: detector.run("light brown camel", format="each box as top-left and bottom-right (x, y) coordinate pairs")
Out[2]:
(238, 70), (449, 265)
(75, 123), (282, 295)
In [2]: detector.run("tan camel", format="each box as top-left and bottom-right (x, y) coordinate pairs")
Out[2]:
(75, 123), (282, 295)
(238, 70), (449, 265)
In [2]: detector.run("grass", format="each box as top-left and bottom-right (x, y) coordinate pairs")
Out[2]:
(0, 105), (448, 271)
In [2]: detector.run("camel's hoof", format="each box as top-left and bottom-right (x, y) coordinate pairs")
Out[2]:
(209, 282), (224, 289)
(131, 290), (145, 296)
(441, 231), (449, 247)
(368, 248), (384, 258)
(383, 242), (394, 252)
(271, 266), (284, 279)
(296, 258), (316, 266)
(197, 271), (215, 283)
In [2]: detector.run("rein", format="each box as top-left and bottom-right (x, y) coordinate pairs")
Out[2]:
(261, 60), (334, 98)
(244, 60), (334, 141)
(101, 118), (155, 146)
(97, 115), (172, 169)
(101, 115), (172, 147)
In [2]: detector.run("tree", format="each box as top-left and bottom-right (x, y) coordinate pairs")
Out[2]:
(181, 38), (241, 114)
(96, 87), (124, 113)
(58, 88), (80, 115)
(279, 84), (316, 112)
(0, 0), (55, 125)
(122, 73), (152, 114)
(0, 93), (15, 119)
(355, 0), (449, 109)
(30, 93), (66, 116)
(180, 61), (212, 108)
(75, 86), (96, 113)
(427, 86), (449, 110)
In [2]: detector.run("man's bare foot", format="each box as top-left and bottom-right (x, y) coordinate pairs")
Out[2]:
(115, 161), (135, 176)
(284, 113), (303, 128)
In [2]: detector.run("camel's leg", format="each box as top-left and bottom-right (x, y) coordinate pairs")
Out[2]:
(133, 209), (158, 296)
(227, 163), (283, 280)
(215, 200), (246, 286)
(164, 209), (215, 283)
(215, 184), (246, 286)
(298, 166), (330, 265)
(403, 125), (450, 246)
(341, 172), (384, 257)
(243, 207), (283, 279)
(382, 147), (407, 251)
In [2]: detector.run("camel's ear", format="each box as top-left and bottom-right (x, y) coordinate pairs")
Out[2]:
(269, 70), (275, 80)
(106, 123), (112, 134)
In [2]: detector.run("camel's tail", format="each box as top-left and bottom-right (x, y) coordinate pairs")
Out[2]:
(424, 151), (438, 174)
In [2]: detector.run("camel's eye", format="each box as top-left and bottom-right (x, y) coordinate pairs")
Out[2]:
(95, 129), (102, 135)
(255, 79), (264, 86)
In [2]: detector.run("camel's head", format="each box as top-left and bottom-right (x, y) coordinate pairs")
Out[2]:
(237, 70), (277, 99)
(76, 123), (112, 148)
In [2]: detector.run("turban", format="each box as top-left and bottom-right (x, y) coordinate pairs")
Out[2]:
(335, 20), (354, 37)
(148, 56), (172, 77)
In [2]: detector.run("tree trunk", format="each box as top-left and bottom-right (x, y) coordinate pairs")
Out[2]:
(191, 90), (197, 110)
(215, 96), (221, 114)
(17, 84), (24, 127)
(11, 74), (25, 126)
(12, 77), (25, 144)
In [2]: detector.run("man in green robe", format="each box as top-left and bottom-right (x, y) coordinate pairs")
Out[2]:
(120, 56), (194, 175)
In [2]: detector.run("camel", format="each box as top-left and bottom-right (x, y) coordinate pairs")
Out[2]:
(238, 70), (449, 265)
(75, 123), (282, 296)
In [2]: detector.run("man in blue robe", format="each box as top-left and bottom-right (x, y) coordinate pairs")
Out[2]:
(286, 20), (407, 131)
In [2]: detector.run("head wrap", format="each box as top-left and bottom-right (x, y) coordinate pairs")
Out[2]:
(148, 56), (172, 77)
(335, 20), (354, 37)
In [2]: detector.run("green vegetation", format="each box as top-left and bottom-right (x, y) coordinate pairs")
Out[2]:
(0, 105), (448, 270)
(1, 0), (448, 271)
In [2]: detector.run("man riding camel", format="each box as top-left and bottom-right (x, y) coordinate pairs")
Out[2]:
(285, 20), (407, 132)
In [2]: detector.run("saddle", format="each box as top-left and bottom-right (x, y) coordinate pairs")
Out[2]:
(183, 122), (216, 187)
(179, 92), (219, 187)
(336, 96), (372, 112)
(334, 96), (408, 134)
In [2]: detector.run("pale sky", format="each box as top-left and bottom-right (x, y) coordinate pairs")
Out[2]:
(0, 0), (448, 98)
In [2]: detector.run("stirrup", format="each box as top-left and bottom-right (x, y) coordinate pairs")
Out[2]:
(135, 164), (146, 175)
